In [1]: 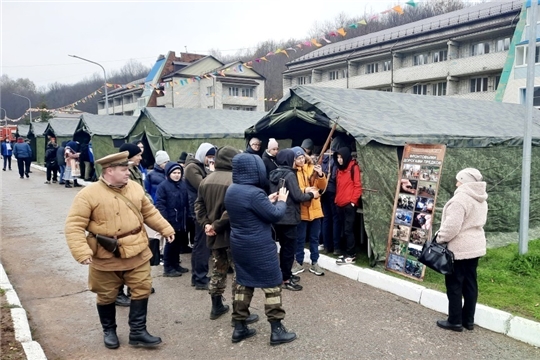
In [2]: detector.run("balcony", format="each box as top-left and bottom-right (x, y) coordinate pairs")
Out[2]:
(222, 96), (259, 106)
(350, 71), (391, 89)
(394, 61), (449, 83)
(448, 52), (507, 77)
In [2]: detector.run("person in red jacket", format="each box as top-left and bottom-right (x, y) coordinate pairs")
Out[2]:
(333, 147), (362, 265)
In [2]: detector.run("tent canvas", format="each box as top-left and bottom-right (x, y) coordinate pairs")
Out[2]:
(74, 114), (137, 166)
(246, 86), (540, 262)
(129, 107), (264, 164)
(32, 122), (49, 165)
(43, 118), (80, 148)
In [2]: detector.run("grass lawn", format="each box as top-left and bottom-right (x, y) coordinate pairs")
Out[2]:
(350, 239), (540, 321)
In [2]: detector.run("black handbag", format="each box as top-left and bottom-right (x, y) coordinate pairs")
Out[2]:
(148, 238), (161, 266)
(418, 232), (454, 275)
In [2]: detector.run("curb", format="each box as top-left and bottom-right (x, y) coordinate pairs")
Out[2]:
(29, 164), (540, 348)
(308, 251), (540, 348)
(0, 263), (47, 360)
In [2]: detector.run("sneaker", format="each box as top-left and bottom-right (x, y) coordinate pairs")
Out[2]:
(52, 180), (57, 183)
(283, 281), (303, 291)
(318, 244), (325, 251)
(291, 261), (304, 275)
(175, 266), (189, 273)
(336, 256), (356, 265)
(309, 263), (325, 276)
(25, 172), (29, 178)
(44, 181), (50, 184)
(163, 270), (182, 277)
(290, 274), (301, 283)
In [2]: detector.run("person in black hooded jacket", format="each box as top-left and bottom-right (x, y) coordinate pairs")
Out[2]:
(268, 149), (319, 291)
(155, 162), (190, 277)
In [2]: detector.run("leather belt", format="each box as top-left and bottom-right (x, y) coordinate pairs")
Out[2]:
(116, 226), (142, 239)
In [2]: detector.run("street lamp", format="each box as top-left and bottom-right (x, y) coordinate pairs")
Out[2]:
(68, 54), (109, 115)
(12, 93), (32, 122)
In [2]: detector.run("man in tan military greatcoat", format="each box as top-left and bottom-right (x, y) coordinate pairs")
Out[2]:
(65, 151), (174, 349)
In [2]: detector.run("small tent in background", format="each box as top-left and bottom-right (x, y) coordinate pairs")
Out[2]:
(73, 114), (137, 169)
(128, 107), (264, 165)
(31, 122), (49, 165)
(246, 86), (540, 263)
(43, 118), (79, 150)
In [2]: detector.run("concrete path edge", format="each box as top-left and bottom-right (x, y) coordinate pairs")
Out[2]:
(0, 262), (47, 360)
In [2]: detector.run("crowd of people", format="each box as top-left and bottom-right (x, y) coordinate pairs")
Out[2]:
(59, 134), (487, 349)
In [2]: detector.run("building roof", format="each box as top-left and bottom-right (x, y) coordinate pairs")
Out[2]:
(31, 122), (48, 137)
(142, 107), (264, 139)
(287, 0), (521, 68)
(251, 86), (540, 147)
(79, 114), (137, 137)
(44, 118), (79, 137)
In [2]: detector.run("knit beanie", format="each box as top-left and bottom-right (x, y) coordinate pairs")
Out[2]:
(267, 138), (279, 150)
(301, 138), (314, 151)
(119, 143), (142, 159)
(456, 168), (483, 184)
(206, 147), (216, 157)
(291, 146), (305, 159)
(155, 150), (170, 165)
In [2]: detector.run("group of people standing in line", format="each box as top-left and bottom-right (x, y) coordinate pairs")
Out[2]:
(63, 133), (488, 349)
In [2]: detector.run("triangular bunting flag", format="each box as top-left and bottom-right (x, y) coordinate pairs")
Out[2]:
(393, 5), (404, 15)
(321, 36), (332, 43)
(311, 39), (322, 47)
(358, 19), (367, 25)
(337, 28), (347, 37)
(406, 0), (417, 7)
(348, 23), (358, 29)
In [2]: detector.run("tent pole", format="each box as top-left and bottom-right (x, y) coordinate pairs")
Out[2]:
(519, 0), (538, 255)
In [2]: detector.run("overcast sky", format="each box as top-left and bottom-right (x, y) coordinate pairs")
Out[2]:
(2, 1), (482, 90)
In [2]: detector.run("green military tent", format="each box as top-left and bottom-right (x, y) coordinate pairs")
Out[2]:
(43, 118), (79, 149)
(73, 114), (137, 165)
(246, 86), (540, 262)
(129, 107), (264, 164)
(31, 122), (49, 165)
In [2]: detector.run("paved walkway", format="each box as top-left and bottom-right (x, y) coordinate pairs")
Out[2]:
(1, 168), (539, 359)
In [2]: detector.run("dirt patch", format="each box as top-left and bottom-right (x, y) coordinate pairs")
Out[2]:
(1, 292), (26, 360)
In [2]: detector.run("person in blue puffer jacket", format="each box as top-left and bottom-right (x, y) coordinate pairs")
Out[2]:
(12, 137), (32, 179)
(155, 161), (190, 277)
(144, 150), (169, 203)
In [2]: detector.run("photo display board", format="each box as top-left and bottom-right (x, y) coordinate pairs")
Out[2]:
(384, 144), (446, 281)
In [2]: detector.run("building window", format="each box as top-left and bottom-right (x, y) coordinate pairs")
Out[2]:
(495, 75), (501, 90)
(228, 87), (239, 97)
(297, 76), (312, 85)
(496, 38), (510, 52)
(471, 42), (490, 56)
(515, 45), (540, 66)
(432, 82), (447, 96)
(520, 87), (540, 107)
(413, 84), (427, 95)
(378, 87), (392, 92)
(366, 63), (379, 74)
(383, 60), (391, 72)
(432, 50), (448, 63)
(470, 77), (489, 92)
(413, 54), (429, 66)
(241, 88), (254, 98)
(207, 86), (214, 95)
(329, 70), (339, 80)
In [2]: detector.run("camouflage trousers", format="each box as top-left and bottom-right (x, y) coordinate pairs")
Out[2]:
(232, 285), (285, 322)
(209, 247), (236, 299)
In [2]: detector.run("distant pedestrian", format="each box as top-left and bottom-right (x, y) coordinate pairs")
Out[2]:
(145, 150), (169, 203)
(12, 137), (32, 179)
(64, 141), (81, 188)
(44, 141), (59, 184)
(1, 138), (13, 171)
(57, 141), (67, 184)
(245, 137), (262, 156)
(224, 152), (296, 345)
(436, 168), (488, 332)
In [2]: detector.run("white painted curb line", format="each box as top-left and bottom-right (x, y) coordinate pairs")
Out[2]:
(305, 251), (540, 348)
(0, 263), (48, 359)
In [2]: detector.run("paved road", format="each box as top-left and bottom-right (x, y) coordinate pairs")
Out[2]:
(1, 168), (539, 360)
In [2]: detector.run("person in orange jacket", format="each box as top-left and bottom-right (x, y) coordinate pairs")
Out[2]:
(333, 147), (362, 265)
(291, 147), (328, 276)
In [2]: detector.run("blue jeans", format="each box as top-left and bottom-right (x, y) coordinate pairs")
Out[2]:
(321, 193), (341, 252)
(58, 165), (66, 183)
(295, 219), (321, 264)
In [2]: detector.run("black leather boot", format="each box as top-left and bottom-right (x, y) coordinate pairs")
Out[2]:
(96, 303), (119, 349)
(115, 287), (130, 307)
(231, 320), (256, 343)
(270, 320), (297, 346)
(210, 295), (230, 320)
(128, 298), (162, 347)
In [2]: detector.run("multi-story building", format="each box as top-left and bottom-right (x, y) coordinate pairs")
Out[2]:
(498, 0), (540, 106)
(97, 51), (206, 116)
(283, 0), (522, 101)
(158, 56), (266, 111)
